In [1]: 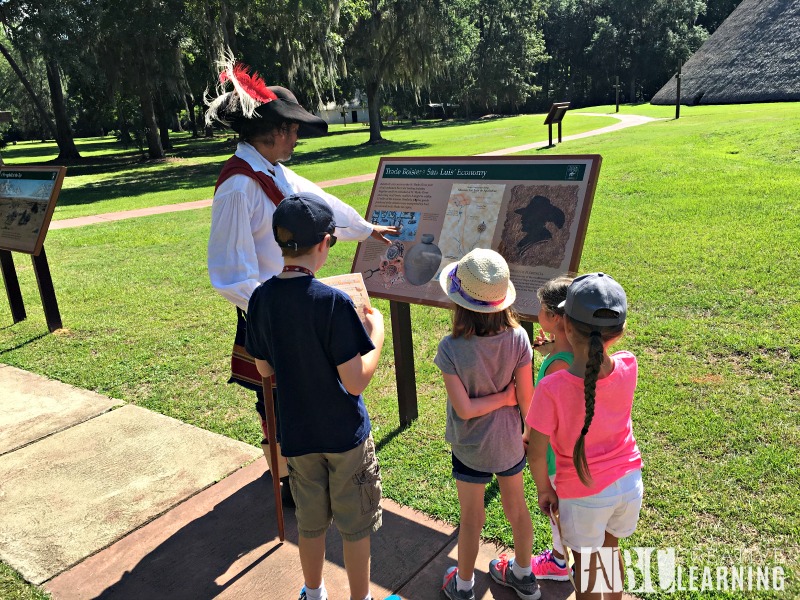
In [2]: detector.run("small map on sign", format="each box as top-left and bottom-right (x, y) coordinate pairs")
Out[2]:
(437, 183), (506, 274)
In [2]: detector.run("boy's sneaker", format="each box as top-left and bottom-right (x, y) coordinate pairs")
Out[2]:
(530, 549), (571, 581)
(441, 566), (476, 600)
(489, 555), (541, 600)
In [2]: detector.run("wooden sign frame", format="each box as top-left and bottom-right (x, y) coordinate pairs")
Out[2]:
(544, 102), (571, 145)
(0, 166), (66, 255)
(351, 155), (601, 425)
(0, 166), (66, 332)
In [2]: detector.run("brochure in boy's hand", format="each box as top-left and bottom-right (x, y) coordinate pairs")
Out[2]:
(318, 273), (372, 325)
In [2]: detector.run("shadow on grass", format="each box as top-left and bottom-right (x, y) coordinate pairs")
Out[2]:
(375, 423), (410, 454)
(57, 163), (223, 207)
(295, 139), (428, 169)
(8, 122), (479, 210)
(0, 332), (48, 355)
(57, 139), (429, 208)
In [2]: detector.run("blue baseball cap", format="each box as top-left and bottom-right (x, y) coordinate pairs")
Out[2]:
(559, 272), (627, 326)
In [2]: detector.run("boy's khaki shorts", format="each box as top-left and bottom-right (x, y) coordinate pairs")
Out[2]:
(287, 434), (382, 541)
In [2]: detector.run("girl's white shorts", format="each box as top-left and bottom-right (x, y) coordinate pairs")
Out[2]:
(559, 469), (643, 551)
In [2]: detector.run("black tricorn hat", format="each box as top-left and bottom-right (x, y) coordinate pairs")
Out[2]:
(205, 58), (328, 137)
(227, 86), (328, 137)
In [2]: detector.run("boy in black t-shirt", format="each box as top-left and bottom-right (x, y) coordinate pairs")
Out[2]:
(245, 192), (387, 600)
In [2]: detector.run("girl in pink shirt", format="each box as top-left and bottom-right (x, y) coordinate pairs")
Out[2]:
(525, 273), (643, 600)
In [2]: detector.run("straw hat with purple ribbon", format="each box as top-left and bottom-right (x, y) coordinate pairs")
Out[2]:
(438, 248), (516, 313)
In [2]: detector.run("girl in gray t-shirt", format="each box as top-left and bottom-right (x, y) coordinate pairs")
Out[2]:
(434, 249), (539, 600)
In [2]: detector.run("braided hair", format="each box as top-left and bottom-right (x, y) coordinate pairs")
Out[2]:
(568, 311), (625, 486)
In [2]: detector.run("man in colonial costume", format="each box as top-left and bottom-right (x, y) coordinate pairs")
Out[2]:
(206, 55), (396, 506)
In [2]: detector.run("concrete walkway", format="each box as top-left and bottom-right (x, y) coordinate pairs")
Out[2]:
(1, 363), (598, 599)
(49, 113), (659, 231)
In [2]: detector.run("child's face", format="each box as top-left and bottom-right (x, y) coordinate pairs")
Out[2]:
(538, 305), (558, 333)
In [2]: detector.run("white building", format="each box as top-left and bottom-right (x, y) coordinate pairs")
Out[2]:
(315, 93), (370, 125)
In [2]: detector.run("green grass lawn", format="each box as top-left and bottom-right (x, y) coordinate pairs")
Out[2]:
(1, 113), (617, 220)
(1, 103), (798, 598)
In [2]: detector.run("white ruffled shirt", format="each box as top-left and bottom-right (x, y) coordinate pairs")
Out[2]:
(208, 142), (374, 310)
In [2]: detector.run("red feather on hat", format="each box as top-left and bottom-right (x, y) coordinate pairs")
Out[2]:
(220, 63), (278, 104)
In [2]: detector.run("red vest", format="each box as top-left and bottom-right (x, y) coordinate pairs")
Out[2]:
(215, 155), (284, 206)
(216, 155), (285, 391)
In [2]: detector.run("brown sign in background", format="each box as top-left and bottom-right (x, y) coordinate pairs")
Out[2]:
(352, 155), (602, 322)
(0, 166), (66, 255)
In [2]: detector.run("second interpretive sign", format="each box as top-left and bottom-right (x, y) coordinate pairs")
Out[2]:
(352, 155), (601, 321)
(0, 166), (66, 255)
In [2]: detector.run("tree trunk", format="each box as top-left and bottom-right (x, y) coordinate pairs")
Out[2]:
(220, 0), (236, 54)
(139, 90), (164, 159)
(118, 118), (132, 145)
(45, 59), (81, 162)
(185, 93), (198, 137)
(365, 79), (383, 143)
(0, 41), (57, 139)
(198, 97), (214, 137)
(155, 93), (173, 151)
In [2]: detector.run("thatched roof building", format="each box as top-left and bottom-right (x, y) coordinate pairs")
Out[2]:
(651, 0), (800, 105)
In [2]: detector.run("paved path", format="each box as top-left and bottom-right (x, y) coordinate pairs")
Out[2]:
(50, 113), (659, 231)
(1, 363), (603, 599)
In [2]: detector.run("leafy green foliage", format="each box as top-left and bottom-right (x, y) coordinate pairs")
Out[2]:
(537, 0), (709, 106)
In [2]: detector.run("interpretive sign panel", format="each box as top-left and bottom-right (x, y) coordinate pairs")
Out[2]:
(544, 102), (570, 125)
(352, 156), (601, 321)
(0, 166), (66, 255)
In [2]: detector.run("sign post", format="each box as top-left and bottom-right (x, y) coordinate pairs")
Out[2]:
(353, 155), (602, 424)
(0, 249), (25, 321)
(0, 166), (67, 332)
(390, 300), (417, 425)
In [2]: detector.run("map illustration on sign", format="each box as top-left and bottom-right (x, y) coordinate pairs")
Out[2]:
(437, 183), (505, 275)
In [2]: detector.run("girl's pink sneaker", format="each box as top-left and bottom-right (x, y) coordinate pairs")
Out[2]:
(531, 549), (571, 581)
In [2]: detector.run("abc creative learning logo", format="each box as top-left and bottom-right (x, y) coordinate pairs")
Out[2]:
(576, 547), (786, 594)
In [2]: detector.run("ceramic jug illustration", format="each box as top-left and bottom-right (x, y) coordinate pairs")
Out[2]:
(404, 234), (442, 285)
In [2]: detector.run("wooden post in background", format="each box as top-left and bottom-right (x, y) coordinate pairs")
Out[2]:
(675, 62), (682, 120)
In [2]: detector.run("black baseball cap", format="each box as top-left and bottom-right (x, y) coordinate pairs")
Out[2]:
(273, 192), (336, 250)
